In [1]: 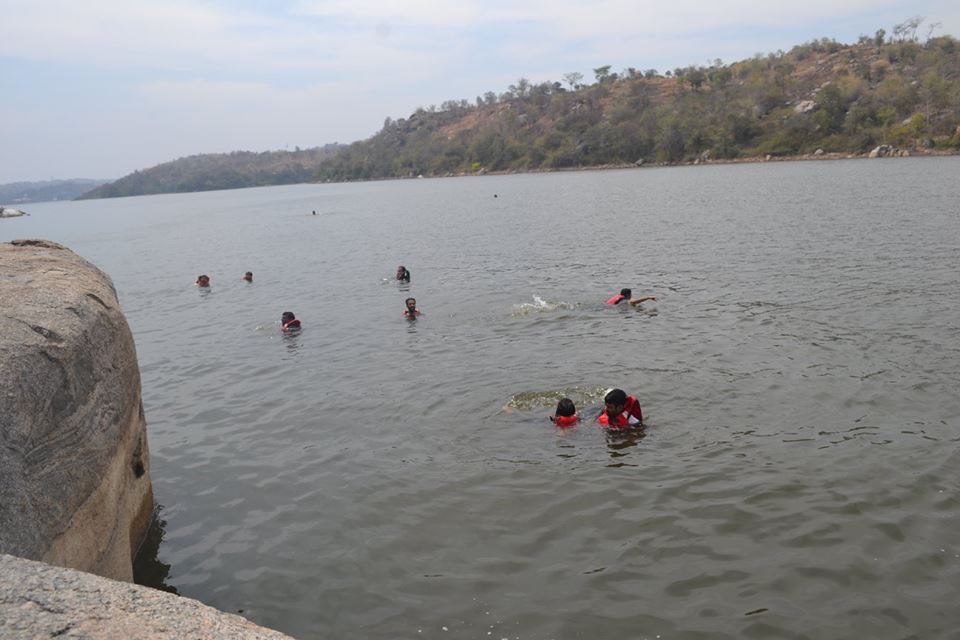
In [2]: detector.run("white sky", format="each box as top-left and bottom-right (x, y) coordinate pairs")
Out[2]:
(1, 0), (957, 182)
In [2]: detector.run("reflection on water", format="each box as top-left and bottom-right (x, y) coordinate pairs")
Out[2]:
(133, 505), (178, 595)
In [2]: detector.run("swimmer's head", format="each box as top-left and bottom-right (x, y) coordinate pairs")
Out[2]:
(281, 311), (296, 324)
(555, 397), (577, 417)
(196, 275), (210, 287)
(619, 288), (632, 299)
(604, 388), (627, 415)
(405, 297), (417, 310)
(243, 271), (253, 282)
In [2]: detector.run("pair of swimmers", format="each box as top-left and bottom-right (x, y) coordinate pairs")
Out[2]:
(396, 265), (423, 318)
(195, 272), (253, 287)
(549, 388), (644, 429)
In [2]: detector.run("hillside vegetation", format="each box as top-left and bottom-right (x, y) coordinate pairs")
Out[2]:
(80, 22), (960, 198)
(77, 146), (339, 199)
(317, 28), (960, 182)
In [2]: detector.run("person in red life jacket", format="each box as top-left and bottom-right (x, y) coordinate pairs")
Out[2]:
(549, 397), (580, 427)
(396, 265), (411, 282)
(403, 297), (422, 318)
(606, 288), (656, 306)
(281, 311), (301, 332)
(597, 388), (644, 428)
(242, 271), (253, 282)
(195, 274), (211, 287)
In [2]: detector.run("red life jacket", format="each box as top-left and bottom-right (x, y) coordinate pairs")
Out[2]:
(551, 414), (579, 427)
(597, 412), (632, 428)
(282, 319), (301, 331)
(597, 396), (643, 428)
(624, 395), (643, 423)
(606, 294), (626, 305)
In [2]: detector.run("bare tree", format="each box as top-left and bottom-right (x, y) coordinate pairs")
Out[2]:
(893, 16), (924, 42)
(563, 72), (583, 90)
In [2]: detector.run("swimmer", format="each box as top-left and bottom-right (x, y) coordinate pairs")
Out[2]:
(606, 288), (655, 306)
(403, 297), (422, 318)
(597, 388), (644, 429)
(312, 210), (317, 215)
(549, 397), (579, 427)
(242, 271), (253, 282)
(396, 265), (411, 282)
(195, 274), (211, 287)
(281, 311), (301, 332)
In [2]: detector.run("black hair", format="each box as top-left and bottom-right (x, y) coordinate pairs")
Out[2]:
(397, 265), (411, 281)
(245, 271), (253, 276)
(604, 388), (627, 406)
(555, 397), (576, 417)
(405, 298), (416, 306)
(619, 288), (632, 298)
(281, 311), (296, 323)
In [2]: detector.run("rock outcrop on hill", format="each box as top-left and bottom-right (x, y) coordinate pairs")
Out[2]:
(0, 554), (295, 639)
(0, 240), (153, 581)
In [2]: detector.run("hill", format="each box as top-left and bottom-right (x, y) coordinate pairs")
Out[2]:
(79, 25), (960, 197)
(0, 179), (110, 205)
(77, 146), (340, 200)
(316, 31), (960, 182)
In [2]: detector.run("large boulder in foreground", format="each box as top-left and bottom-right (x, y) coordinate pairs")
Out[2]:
(0, 554), (295, 639)
(0, 240), (153, 581)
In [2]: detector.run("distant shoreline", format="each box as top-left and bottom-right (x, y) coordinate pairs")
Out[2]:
(458, 147), (960, 177)
(62, 148), (960, 200)
(315, 147), (959, 185)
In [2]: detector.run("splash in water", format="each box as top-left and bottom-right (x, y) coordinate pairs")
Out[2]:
(511, 295), (576, 316)
(505, 386), (609, 412)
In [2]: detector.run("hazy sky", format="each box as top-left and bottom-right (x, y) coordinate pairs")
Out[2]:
(2, 0), (957, 183)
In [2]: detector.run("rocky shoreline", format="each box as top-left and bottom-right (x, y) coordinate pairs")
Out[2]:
(0, 240), (295, 638)
(0, 554), (294, 639)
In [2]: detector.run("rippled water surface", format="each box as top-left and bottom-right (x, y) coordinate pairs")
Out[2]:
(6, 158), (960, 639)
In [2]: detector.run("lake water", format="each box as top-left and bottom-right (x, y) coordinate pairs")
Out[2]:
(4, 158), (960, 639)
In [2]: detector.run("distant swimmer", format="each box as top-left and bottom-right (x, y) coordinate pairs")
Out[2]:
(403, 297), (422, 318)
(549, 397), (580, 427)
(606, 288), (656, 306)
(597, 388), (644, 429)
(195, 274), (211, 287)
(312, 210), (317, 215)
(242, 271), (253, 282)
(396, 265), (411, 282)
(281, 311), (301, 332)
